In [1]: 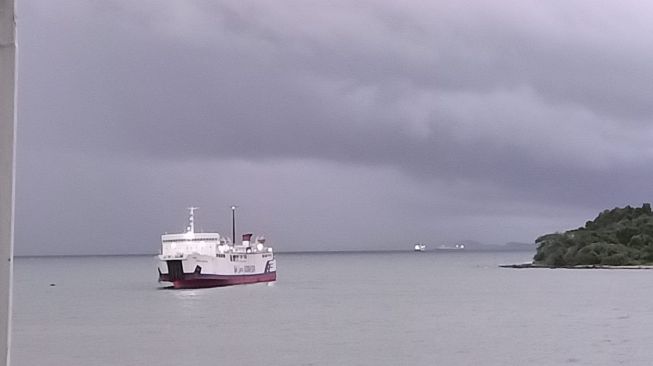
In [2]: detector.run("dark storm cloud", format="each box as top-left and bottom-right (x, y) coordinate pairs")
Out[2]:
(14, 0), (653, 254)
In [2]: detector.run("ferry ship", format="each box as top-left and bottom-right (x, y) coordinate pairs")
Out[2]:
(157, 207), (277, 289)
(435, 243), (465, 251)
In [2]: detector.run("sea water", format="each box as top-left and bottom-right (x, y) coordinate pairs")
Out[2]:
(10, 251), (653, 366)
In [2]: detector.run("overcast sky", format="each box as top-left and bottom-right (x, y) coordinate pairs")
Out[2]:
(13, 0), (653, 255)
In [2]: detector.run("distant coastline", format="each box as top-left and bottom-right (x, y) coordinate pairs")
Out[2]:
(15, 244), (535, 258)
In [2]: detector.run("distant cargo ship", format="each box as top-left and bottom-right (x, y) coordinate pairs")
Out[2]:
(157, 207), (276, 289)
(435, 244), (465, 251)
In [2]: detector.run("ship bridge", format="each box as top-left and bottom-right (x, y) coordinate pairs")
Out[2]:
(160, 232), (222, 258)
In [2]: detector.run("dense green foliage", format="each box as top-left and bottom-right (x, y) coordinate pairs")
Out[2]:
(534, 203), (653, 266)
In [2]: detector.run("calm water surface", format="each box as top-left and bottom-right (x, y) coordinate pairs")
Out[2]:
(11, 251), (653, 365)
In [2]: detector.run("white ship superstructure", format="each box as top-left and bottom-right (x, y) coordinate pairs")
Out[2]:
(157, 208), (276, 288)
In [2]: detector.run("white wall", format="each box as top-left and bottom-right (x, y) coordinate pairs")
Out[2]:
(0, 0), (16, 364)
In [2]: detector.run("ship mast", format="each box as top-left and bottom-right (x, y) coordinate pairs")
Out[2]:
(187, 207), (198, 233)
(0, 0), (16, 364)
(231, 205), (237, 245)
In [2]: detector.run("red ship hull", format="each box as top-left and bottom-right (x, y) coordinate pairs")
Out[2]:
(160, 272), (277, 289)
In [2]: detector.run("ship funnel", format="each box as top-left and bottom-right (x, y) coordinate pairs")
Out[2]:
(242, 233), (253, 246)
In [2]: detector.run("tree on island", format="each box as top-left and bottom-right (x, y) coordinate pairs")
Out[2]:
(534, 203), (653, 266)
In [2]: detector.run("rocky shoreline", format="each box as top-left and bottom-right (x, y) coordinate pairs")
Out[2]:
(500, 263), (653, 270)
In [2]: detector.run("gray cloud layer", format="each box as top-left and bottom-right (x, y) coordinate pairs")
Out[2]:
(15, 1), (653, 254)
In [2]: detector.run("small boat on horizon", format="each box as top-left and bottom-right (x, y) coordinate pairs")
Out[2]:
(435, 243), (466, 251)
(413, 243), (426, 252)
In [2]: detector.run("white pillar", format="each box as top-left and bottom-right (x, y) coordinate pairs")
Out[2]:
(0, 0), (16, 365)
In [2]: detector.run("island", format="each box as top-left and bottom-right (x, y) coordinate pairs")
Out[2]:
(530, 203), (653, 267)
